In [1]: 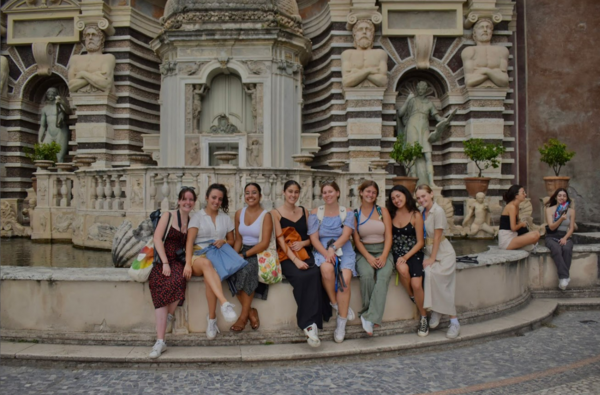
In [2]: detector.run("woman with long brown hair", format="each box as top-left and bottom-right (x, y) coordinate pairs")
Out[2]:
(544, 188), (576, 290)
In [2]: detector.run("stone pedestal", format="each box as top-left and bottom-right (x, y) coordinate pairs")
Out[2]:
(71, 92), (118, 169)
(343, 87), (386, 173)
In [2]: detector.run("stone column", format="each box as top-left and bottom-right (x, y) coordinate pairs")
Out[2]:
(343, 87), (386, 172)
(71, 92), (118, 168)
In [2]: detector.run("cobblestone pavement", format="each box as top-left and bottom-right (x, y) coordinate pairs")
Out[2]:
(1, 311), (599, 395)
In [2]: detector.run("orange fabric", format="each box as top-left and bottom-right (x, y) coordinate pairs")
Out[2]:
(277, 227), (310, 262)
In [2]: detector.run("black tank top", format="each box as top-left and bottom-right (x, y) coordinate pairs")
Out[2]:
(499, 215), (511, 230)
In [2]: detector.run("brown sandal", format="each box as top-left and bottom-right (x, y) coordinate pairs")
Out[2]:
(230, 317), (248, 332)
(249, 308), (260, 330)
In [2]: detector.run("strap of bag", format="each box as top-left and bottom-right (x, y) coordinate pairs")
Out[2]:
(375, 205), (383, 220)
(163, 213), (173, 243)
(257, 210), (268, 243)
(317, 205), (325, 225)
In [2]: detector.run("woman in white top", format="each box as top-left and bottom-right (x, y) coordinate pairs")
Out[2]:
(415, 184), (460, 339)
(231, 183), (273, 332)
(184, 183), (238, 340)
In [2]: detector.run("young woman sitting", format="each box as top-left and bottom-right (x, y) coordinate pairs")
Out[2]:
(498, 185), (540, 251)
(545, 188), (576, 290)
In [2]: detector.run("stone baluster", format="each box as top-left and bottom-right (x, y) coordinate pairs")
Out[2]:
(104, 175), (113, 210)
(262, 173), (273, 210)
(59, 176), (68, 207)
(149, 173), (157, 210)
(175, 173), (184, 202)
(313, 176), (322, 203)
(161, 172), (171, 211)
(89, 175), (97, 209)
(238, 173), (245, 208)
(51, 177), (59, 207)
(274, 174), (284, 208)
(194, 173), (202, 210)
(96, 175), (105, 210)
(112, 174), (122, 211)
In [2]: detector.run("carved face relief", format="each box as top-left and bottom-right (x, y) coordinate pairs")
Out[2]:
(353, 20), (375, 50)
(474, 19), (493, 44)
(416, 82), (428, 96)
(84, 26), (104, 53)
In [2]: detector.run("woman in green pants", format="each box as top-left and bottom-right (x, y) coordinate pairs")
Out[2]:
(353, 180), (394, 336)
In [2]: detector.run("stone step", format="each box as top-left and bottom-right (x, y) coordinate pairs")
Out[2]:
(531, 285), (600, 299)
(2, 298), (598, 365)
(572, 232), (600, 244)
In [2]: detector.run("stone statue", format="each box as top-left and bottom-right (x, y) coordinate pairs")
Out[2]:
(463, 192), (498, 238)
(1, 56), (8, 97)
(68, 25), (116, 93)
(341, 20), (388, 88)
(187, 141), (201, 166)
(396, 81), (456, 186)
(461, 18), (509, 89)
(246, 139), (262, 167)
(39, 87), (71, 163)
(1, 200), (31, 237)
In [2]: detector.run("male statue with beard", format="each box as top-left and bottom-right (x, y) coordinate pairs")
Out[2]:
(461, 18), (509, 88)
(68, 25), (116, 93)
(341, 20), (388, 88)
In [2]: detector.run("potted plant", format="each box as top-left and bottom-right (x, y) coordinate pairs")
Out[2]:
(462, 138), (506, 196)
(25, 141), (62, 171)
(538, 138), (575, 196)
(390, 134), (423, 193)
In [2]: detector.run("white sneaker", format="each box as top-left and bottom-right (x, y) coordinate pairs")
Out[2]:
(446, 322), (460, 339)
(220, 302), (238, 323)
(334, 316), (347, 343)
(206, 315), (220, 340)
(429, 311), (441, 329)
(558, 278), (569, 290)
(304, 324), (321, 348)
(330, 303), (356, 320)
(360, 315), (374, 336)
(149, 340), (166, 359)
(166, 314), (175, 334)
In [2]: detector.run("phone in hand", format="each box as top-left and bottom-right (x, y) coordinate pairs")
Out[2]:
(559, 202), (570, 216)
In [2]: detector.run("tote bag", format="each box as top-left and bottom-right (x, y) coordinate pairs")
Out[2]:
(194, 241), (248, 281)
(256, 212), (282, 284)
(128, 213), (172, 282)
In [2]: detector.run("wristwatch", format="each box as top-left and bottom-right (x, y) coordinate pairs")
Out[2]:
(242, 251), (247, 259)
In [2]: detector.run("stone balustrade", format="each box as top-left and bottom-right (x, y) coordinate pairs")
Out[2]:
(30, 165), (387, 249)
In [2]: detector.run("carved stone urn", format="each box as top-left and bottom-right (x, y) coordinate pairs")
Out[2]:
(327, 159), (346, 170)
(464, 177), (491, 197)
(214, 151), (238, 167)
(392, 176), (420, 193)
(33, 160), (54, 172)
(543, 176), (570, 197)
(292, 153), (314, 169)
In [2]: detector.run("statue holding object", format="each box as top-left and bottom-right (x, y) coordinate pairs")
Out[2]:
(38, 87), (71, 163)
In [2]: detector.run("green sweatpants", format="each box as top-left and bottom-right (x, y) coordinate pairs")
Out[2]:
(356, 243), (394, 325)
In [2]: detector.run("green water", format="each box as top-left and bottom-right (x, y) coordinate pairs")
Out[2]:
(0, 238), (494, 268)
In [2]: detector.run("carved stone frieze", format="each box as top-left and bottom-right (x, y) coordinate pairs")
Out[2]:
(130, 177), (144, 208)
(182, 61), (208, 76)
(1, 200), (31, 237)
(209, 114), (239, 134)
(246, 139), (262, 167)
(276, 60), (301, 75)
(243, 83), (257, 123)
(87, 222), (117, 242)
(52, 213), (74, 233)
(242, 60), (267, 75)
(160, 61), (177, 76)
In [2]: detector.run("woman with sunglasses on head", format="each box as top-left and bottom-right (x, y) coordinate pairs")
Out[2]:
(230, 183), (273, 332)
(415, 184), (460, 339)
(308, 181), (356, 343)
(184, 183), (239, 340)
(544, 188), (576, 290)
(388, 185), (427, 337)
(352, 181), (394, 336)
(499, 185), (540, 251)
(271, 180), (330, 347)
(149, 187), (196, 358)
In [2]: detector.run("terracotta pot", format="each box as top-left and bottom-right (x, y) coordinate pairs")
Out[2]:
(392, 176), (419, 193)
(543, 176), (570, 197)
(464, 177), (491, 197)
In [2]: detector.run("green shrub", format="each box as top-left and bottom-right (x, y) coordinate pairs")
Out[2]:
(463, 138), (506, 178)
(538, 138), (575, 176)
(390, 134), (423, 176)
(24, 141), (61, 163)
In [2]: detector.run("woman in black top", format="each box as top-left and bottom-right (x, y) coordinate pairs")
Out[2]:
(498, 185), (540, 250)
(271, 181), (331, 347)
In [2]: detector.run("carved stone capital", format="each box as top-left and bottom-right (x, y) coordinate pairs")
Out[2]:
(346, 10), (382, 31)
(160, 61), (177, 77)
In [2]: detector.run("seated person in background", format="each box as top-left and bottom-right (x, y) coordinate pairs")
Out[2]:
(545, 188), (576, 290)
(498, 185), (540, 251)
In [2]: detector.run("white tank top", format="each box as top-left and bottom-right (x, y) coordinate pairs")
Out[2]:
(239, 208), (266, 246)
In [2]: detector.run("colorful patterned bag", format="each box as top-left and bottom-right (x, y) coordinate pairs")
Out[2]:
(128, 212), (173, 282)
(257, 212), (282, 284)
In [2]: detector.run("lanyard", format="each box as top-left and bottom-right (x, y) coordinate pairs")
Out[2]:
(422, 209), (427, 239)
(358, 205), (375, 230)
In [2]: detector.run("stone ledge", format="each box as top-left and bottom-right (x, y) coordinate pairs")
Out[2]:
(2, 298), (597, 364)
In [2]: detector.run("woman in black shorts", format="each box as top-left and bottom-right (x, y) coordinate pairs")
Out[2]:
(388, 185), (427, 337)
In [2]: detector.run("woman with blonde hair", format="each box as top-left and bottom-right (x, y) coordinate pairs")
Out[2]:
(415, 184), (460, 339)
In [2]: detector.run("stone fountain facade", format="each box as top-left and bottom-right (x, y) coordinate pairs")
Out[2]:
(5, 0), (592, 247)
